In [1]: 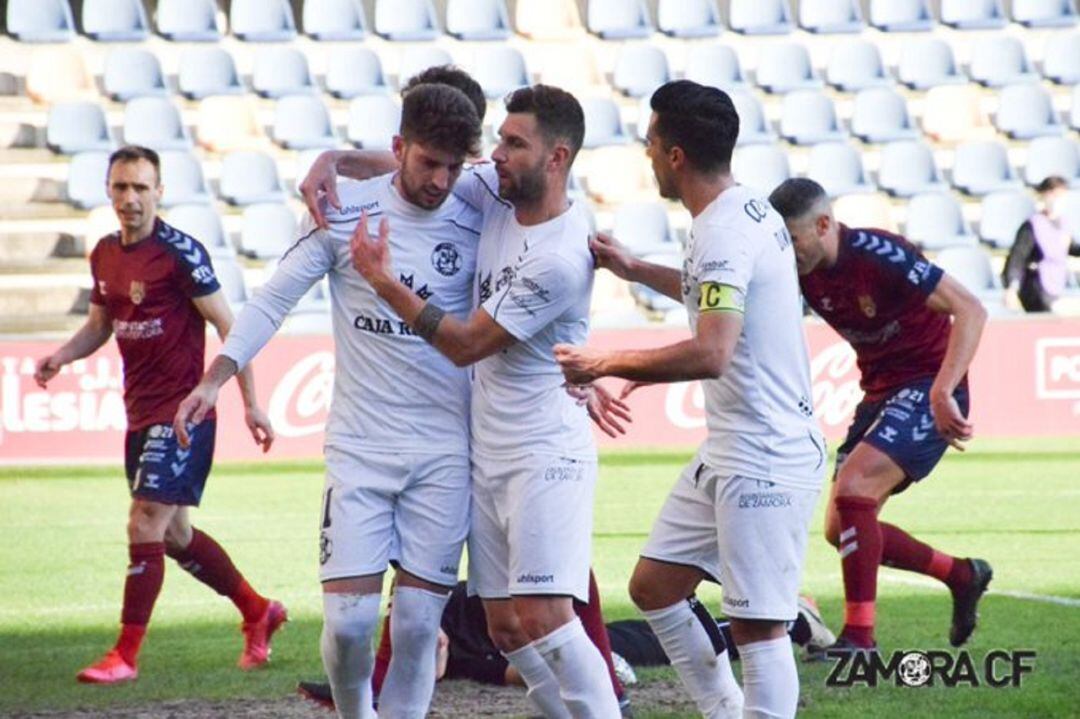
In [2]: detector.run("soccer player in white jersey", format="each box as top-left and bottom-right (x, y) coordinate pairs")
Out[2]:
(555, 81), (827, 719)
(349, 85), (621, 718)
(173, 84), (484, 719)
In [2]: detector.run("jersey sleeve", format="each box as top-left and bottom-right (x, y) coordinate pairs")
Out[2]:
(221, 214), (334, 370)
(481, 252), (588, 342)
(693, 228), (757, 314)
(451, 164), (506, 216)
(168, 236), (221, 299)
(856, 231), (944, 299)
(88, 244), (105, 306)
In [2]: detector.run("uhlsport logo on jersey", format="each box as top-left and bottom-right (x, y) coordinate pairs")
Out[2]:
(825, 648), (1036, 689)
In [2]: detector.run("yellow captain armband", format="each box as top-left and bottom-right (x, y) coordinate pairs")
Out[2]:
(698, 282), (746, 314)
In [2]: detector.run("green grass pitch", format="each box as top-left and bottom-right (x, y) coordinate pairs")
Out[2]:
(1, 439), (1077, 717)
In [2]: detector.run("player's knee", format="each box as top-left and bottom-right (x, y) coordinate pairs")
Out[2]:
(485, 616), (529, 653)
(628, 571), (672, 611)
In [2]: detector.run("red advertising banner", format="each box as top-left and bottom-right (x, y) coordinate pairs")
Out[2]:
(2, 318), (1078, 464)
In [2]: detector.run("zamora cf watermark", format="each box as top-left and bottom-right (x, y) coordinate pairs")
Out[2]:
(825, 649), (1037, 688)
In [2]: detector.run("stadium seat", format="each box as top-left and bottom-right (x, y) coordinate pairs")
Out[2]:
(325, 47), (388, 98)
(1073, 85), (1080, 131)
(1055, 190), (1080, 236)
(123, 97), (192, 151)
(684, 44), (746, 89)
(196, 97), (265, 152)
(25, 47), (95, 104)
(398, 46), (454, 87)
(6, 0), (75, 42)
(167, 204), (233, 257)
(160, 151), (211, 207)
(81, 0), (150, 41)
(612, 45), (670, 98)
(904, 192), (976, 250)
(826, 40), (891, 92)
(103, 48), (167, 101)
(868, 0), (934, 32)
(834, 193), (897, 232)
(922, 85), (996, 143)
(612, 202), (677, 255)
(978, 191), (1036, 247)
(470, 46), (529, 99)
(729, 90), (775, 145)
(515, 0), (583, 39)
(155, 0), (221, 41)
(933, 247), (1003, 307)
(241, 203), (297, 259)
(1042, 33), (1080, 84)
(850, 87), (919, 144)
(446, 0), (511, 40)
(1025, 136), (1080, 186)
(67, 151), (111, 209)
(1012, 0), (1079, 27)
(230, 0), (297, 41)
(630, 252), (683, 315)
(877, 141), (947, 197)
(346, 95), (401, 150)
(303, 0), (367, 40)
(970, 36), (1038, 87)
(996, 84), (1063, 140)
(897, 38), (967, 90)
(46, 102), (112, 154)
(657, 0), (722, 37)
(582, 97), (629, 148)
(273, 95), (338, 150)
(587, 0), (653, 39)
(732, 145), (791, 193)
(779, 90), (846, 146)
(178, 48), (243, 100)
(951, 141), (1022, 196)
(212, 256), (248, 310)
(729, 0), (794, 34)
(940, 0), (1007, 29)
(374, 0), (439, 40)
(252, 47), (315, 98)
(219, 151), (285, 206)
(755, 42), (821, 93)
(536, 44), (604, 92)
(806, 142), (873, 196)
(799, 0), (864, 33)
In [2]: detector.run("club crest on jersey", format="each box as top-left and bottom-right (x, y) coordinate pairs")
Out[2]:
(858, 294), (876, 318)
(431, 242), (462, 277)
(129, 280), (146, 305)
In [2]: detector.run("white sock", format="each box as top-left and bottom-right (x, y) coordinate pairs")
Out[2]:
(532, 617), (622, 719)
(504, 643), (572, 719)
(320, 592), (380, 719)
(377, 586), (450, 719)
(739, 635), (799, 719)
(642, 600), (743, 719)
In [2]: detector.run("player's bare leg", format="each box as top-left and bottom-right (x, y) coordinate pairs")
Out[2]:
(484, 598), (570, 719)
(322, 574), (382, 719)
(629, 558), (743, 719)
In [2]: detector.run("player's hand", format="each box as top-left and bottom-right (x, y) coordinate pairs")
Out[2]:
(567, 383), (633, 438)
(930, 390), (973, 451)
(33, 355), (63, 388)
(590, 232), (636, 280)
(350, 210), (393, 291)
(619, 380), (654, 400)
(299, 151), (341, 230)
(553, 343), (607, 385)
(173, 383), (219, 449)
(244, 405), (275, 454)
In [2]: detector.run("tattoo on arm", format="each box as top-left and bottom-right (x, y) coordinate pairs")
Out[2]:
(413, 303), (446, 343)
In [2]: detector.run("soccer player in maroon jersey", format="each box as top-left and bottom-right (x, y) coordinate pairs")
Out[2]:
(769, 178), (993, 655)
(34, 146), (282, 684)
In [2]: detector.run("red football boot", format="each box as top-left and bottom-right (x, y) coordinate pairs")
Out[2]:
(238, 600), (288, 670)
(76, 649), (138, 684)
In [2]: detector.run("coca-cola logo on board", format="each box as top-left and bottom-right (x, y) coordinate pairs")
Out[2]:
(267, 352), (334, 437)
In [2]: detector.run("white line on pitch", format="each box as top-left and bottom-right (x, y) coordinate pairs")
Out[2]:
(879, 573), (1080, 607)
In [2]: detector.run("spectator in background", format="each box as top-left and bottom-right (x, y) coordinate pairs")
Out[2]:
(1003, 176), (1080, 313)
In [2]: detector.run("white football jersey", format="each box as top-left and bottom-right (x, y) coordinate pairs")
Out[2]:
(222, 174), (481, 456)
(682, 184), (825, 488)
(453, 165), (596, 460)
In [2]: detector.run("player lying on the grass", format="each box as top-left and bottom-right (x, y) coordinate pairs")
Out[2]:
(768, 178), (993, 655)
(555, 81), (826, 719)
(34, 145), (280, 686)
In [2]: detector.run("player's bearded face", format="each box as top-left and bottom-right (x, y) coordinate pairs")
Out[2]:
(493, 114), (549, 204)
(645, 115), (677, 200)
(396, 140), (465, 210)
(108, 159), (161, 236)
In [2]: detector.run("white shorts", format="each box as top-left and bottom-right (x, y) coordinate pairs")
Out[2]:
(319, 447), (470, 586)
(468, 453), (596, 603)
(641, 455), (820, 621)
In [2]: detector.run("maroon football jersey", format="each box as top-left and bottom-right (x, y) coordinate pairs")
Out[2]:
(800, 225), (953, 400)
(89, 218), (221, 430)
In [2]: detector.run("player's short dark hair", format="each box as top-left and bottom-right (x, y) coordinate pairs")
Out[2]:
(769, 178), (829, 221)
(399, 83), (482, 158)
(504, 84), (585, 163)
(649, 80), (739, 174)
(401, 64), (487, 122)
(1036, 176), (1069, 194)
(107, 145), (160, 183)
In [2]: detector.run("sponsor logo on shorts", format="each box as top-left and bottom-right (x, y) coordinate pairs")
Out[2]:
(723, 596), (749, 608)
(738, 491), (793, 509)
(544, 462), (584, 482)
(516, 573), (554, 585)
(440, 564), (458, 575)
(319, 532), (332, 565)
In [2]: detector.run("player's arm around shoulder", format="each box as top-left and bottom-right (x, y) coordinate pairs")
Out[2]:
(34, 303), (113, 389)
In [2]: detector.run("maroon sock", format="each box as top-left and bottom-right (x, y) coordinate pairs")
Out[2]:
(835, 496), (881, 647)
(168, 528), (268, 623)
(117, 542), (165, 664)
(574, 570), (624, 700)
(372, 612), (393, 697)
(881, 522), (971, 591)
